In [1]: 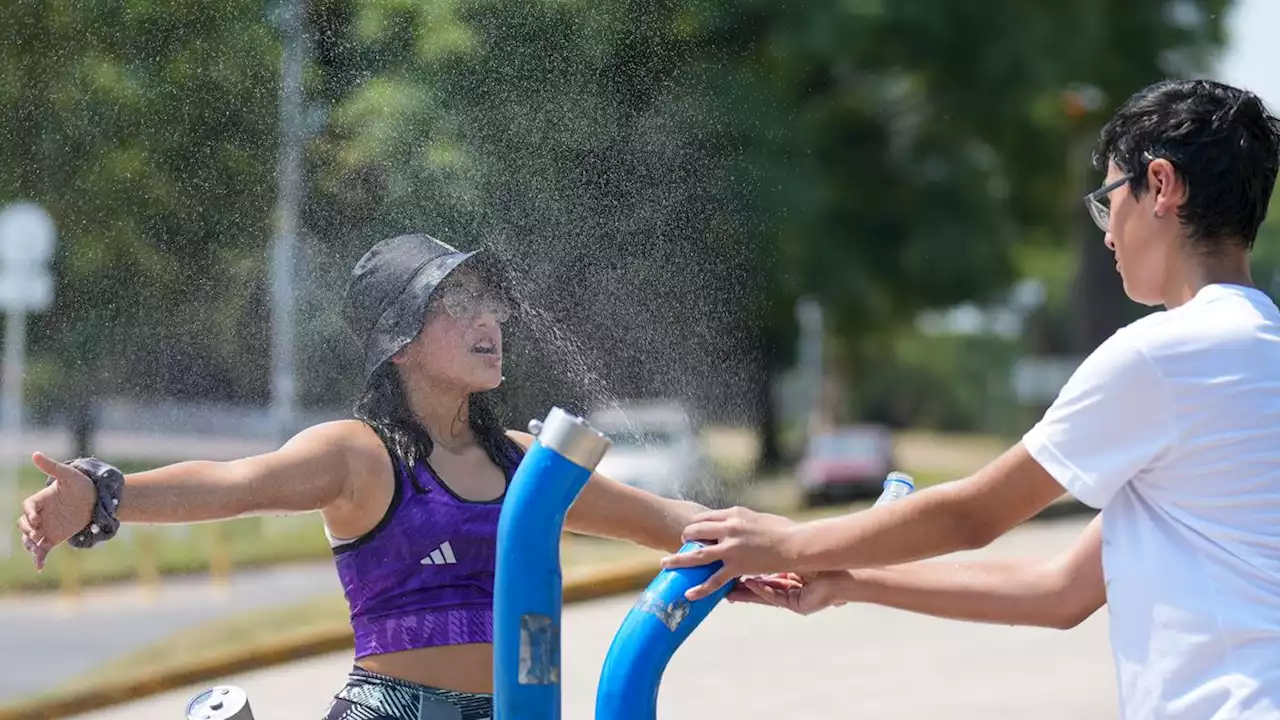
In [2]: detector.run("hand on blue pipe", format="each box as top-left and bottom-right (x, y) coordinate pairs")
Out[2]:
(595, 541), (735, 720)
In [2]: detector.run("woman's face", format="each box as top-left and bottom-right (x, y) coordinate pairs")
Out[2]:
(393, 268), (511, 392)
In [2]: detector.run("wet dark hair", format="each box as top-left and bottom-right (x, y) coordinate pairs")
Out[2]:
(1094, 79), (1280, 251)
(353, 363), (519, 493)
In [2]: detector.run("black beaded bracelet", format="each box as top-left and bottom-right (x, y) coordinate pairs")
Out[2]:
(44, 457), (125, 549)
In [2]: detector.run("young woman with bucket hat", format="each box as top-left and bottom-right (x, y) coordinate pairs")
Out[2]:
(17, 233), (710, 720)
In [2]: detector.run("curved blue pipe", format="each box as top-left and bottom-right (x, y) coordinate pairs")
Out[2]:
(594, 541), (735, 720)
(493, 436), (595, 720)
(593, 472), (918, 719)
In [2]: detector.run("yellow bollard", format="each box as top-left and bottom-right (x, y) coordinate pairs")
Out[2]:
(135, 526), (160, 605)
(56, 550), (81, 616)
(208, 522), (231, 600)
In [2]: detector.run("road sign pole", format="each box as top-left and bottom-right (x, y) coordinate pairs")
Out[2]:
(1, 308), (25, 558)
(270, 0), (307, 443)
(0, 201), (57, 559)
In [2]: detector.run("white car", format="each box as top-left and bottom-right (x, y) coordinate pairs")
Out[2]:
(588, 402), (710, 500)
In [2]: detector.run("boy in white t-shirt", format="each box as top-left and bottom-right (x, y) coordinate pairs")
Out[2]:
(661, 79), (1280, 719)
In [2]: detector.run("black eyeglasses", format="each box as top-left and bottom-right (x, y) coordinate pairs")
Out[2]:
(436, 284), (512, 323)
(1083, 174), (1132, 232)
(1082, 152), (1157, 232)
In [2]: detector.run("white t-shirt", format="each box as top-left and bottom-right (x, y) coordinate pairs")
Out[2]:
(1023, 283), (1280, 720)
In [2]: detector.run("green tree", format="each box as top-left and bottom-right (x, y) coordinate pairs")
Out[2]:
(0, 1), (282, 425)
(0, 0), (1238, 457)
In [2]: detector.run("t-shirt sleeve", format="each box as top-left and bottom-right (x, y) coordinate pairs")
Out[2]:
(1021, 332), (1177, 509)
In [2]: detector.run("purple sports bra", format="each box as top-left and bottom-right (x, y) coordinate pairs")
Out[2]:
(329, 442), (520, 659)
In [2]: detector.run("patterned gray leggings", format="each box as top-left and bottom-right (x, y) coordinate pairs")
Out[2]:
(323, 666), (492, 720)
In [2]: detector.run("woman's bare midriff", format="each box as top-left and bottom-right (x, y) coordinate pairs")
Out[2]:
(357, 643), (496, 694)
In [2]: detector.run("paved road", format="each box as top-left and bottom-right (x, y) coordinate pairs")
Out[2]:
(0, 562), (344, 704)
(1, 428), (279, 464)
(74, 516), (1119, 720)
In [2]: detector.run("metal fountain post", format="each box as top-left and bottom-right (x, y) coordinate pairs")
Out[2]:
(493, 407), (612, 720)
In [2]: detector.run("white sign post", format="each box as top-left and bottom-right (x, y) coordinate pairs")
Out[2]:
(0, 202), (57, 558)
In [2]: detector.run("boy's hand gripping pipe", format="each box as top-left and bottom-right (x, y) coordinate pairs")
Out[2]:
(493, 407), (612, 720)
(594, 471), (917, 720)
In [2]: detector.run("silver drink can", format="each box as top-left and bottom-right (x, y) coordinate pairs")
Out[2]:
(186, 686), (255, 720)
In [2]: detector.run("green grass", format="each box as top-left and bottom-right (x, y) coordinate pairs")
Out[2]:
(0, 443), (758, 595)
(0, 427), (992, 595)
(1, 461), (334, 594)
(0, 515), (334, 594)
(0, 465), (957, 595)
(905, 468), (953, 489)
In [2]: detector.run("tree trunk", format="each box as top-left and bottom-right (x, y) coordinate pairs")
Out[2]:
(1073, 212), (1129, 351)
(757, 368), (781, 471)
(753, 322), (783, 472)
(1069, 130), (1129, 353)
(70, 395), (95, 459)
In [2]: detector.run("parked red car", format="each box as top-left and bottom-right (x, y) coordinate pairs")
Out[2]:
(799, 425), (897, 506)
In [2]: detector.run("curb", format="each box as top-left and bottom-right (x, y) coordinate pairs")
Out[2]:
(0, 559), (666, 720)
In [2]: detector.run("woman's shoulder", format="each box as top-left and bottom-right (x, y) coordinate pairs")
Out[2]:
(293, 417), (381, 442)
(288, 419), (393, 468)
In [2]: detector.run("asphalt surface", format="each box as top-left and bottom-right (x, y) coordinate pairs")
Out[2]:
(72, 515), (1119, 720)
(0, 562), (343, 704)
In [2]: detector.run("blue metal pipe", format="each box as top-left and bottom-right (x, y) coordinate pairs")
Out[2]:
(594, 541), (735, 720)
(494, 408), (612, 720)
(593, 471), (918, 720)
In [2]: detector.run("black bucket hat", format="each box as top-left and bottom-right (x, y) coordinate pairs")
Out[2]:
(344, 233), (490, 381)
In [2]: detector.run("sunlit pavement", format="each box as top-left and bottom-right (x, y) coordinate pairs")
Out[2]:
(73, 516), (1118, 720)
(0, 562), (343, 703)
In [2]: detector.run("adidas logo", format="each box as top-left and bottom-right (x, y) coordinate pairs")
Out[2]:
(420, 541), (458, 566)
